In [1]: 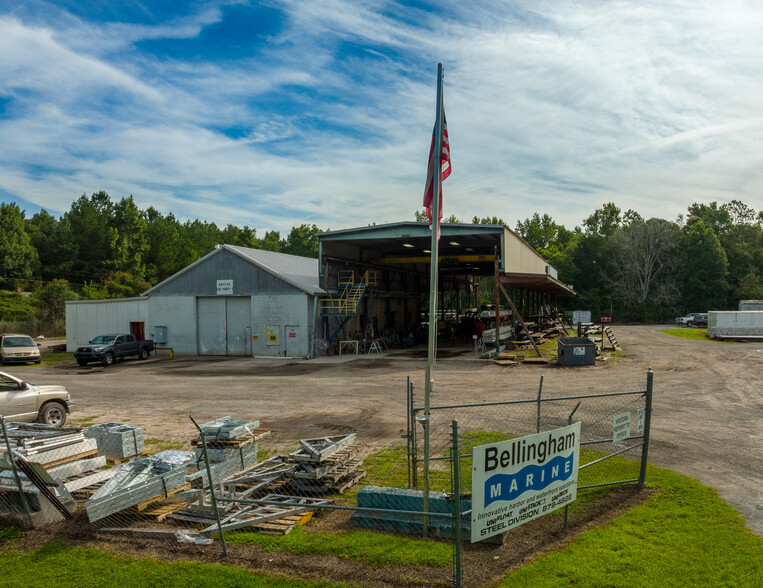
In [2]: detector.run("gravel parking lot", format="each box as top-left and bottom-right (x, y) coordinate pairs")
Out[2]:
(12, 325), (763, 534)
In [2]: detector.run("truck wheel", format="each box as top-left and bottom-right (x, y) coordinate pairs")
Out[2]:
(37, 402), (67, 428)
(139, 348), (150, 360)
(102, 352), (115, 367)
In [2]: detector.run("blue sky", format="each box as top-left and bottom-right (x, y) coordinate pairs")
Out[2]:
(1, 0), (761, 234)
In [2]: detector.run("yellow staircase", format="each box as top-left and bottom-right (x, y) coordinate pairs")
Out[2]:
(320, 270), (376, 316)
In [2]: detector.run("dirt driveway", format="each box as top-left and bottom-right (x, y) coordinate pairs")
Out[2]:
(17, 325), (763, 534)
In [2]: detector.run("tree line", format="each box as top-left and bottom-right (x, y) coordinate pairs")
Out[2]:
(416, 200), (762, 321)
(0, 191), (321, 323)
(1, 191), (761, 325)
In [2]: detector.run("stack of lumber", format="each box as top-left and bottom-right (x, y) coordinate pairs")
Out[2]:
(288, 434), (366, 494)
(2, 424), (98, 466)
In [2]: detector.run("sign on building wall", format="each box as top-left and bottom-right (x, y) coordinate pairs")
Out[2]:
(471, 422), (580, 542)
(266, 326), (279, 345)
(216, 280), (233, 295)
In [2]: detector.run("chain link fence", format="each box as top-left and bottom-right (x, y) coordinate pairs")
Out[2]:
(0, 369), (653, 587)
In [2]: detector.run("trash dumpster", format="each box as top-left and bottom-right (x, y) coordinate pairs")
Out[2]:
(557, 337), (596, 366)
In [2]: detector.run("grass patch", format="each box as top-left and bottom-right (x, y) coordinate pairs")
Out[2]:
(143, 438), (188, 453)
(68, 414), (100, 427)
(40, 352), (76, 366)
(501, 465), (763, 587)
(659, 327), (714, 341)
(0, 542), (351, 587)
(226, 527), (451, 568)
(0, 527), (22, 546)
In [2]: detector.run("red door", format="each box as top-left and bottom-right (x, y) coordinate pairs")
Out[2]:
(130, 322), (145, 341)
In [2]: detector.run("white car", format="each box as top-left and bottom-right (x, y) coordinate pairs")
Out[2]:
(0, 371), (73, 427)
(0, 333), (41, 365)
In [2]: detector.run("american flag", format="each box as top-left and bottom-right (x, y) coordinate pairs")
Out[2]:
(423, 112), (451, 229)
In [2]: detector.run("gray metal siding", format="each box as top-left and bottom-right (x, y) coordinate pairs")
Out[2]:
(149, 250), (303, 297)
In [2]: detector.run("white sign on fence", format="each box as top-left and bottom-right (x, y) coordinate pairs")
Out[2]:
(471, 422), (580, 543)
(613, 412), (631, 442)
(216, 279), (233, 295)
(637, 407), (645, 434)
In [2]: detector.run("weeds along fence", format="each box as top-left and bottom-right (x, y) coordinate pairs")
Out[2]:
(0, 370), (653, 588)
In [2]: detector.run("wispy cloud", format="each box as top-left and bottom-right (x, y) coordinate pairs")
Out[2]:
(0, 0), (761, 235)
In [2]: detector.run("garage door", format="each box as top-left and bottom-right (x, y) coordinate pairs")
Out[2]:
(197, 297), (251, 356)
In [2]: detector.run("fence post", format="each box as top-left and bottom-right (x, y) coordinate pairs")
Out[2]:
(189, 415), (227, 556)
(406, 376), (411, 489)
(451, 419), (463, 588)
(411, 382), (418, 489)
(0, 416), (34, 528)
(536, 375), (544, 433)
(638, 369), (654, 489)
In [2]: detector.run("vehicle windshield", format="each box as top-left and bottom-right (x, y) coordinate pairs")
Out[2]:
(90, 336), (116, 344)
(2, 336), (35, 348)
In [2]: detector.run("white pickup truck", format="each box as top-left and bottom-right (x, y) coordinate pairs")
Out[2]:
(0, 371), (73, 427)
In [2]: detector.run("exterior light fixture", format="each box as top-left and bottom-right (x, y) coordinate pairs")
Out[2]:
(423, 249), (431, 253)
(449, 241), (460, 246)
(403, 243), (414, 248)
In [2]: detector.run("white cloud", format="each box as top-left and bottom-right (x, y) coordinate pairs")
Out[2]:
(0, 0), (761, 236)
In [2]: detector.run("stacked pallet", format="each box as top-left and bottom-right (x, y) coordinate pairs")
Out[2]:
(288, 434), (366, 495)
(84, 423), (144, 459)
(189, 417), (269, 488)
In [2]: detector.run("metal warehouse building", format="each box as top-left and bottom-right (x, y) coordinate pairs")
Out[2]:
(66, 245), (324, 357)
(66, 222), (574, 359)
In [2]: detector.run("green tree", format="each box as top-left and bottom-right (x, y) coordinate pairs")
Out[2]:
(64, 191), (117, 282)
(111, 196), (148, 275)
(0, 291), (35, 321)
(0, 202), (38, 283)
(682, 219), (729, 311)
(260, 230), (284, 252)
(284, 224), (320, 258)
(515, 213), (573, 251)
(33, 279), (76, 325)
(607, 218), (682, 319)
(221, 224), (259, 248)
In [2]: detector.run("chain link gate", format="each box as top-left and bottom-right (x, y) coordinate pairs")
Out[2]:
(406, 369), (654, 586)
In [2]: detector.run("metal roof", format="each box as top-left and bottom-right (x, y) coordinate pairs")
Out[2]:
(143, 245), (324, 297)
(225, 245), (324, 295)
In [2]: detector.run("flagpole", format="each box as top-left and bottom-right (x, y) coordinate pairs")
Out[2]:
(422, 62), (444, 538)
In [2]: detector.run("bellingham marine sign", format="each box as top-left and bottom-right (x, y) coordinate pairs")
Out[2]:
(471, 422), (581, 542)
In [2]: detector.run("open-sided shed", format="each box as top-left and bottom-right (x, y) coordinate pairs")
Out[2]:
(317, 222), (574, 343)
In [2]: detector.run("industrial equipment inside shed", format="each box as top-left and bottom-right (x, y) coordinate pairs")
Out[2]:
(317, 222), (575, 356)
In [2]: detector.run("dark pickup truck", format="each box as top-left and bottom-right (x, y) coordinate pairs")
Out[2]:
(74, 333), (155, 367)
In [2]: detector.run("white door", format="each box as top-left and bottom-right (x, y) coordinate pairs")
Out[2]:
(226, 297), (251, 356)
(285, 325), (300, 357)
(197, 297), (227, 355)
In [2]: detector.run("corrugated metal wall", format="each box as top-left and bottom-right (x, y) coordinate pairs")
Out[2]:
(149, 249), (304, 297)
(65, 298), (149, 351)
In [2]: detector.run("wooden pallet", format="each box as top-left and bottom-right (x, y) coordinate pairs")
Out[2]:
(523, 357), (549, 365)
(132, 499), (193, 522)
(251, 511), (314, 535)
(190, 428), (271, 447)
(493, 359), (518, 366)
(42, 449), (99, 469)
